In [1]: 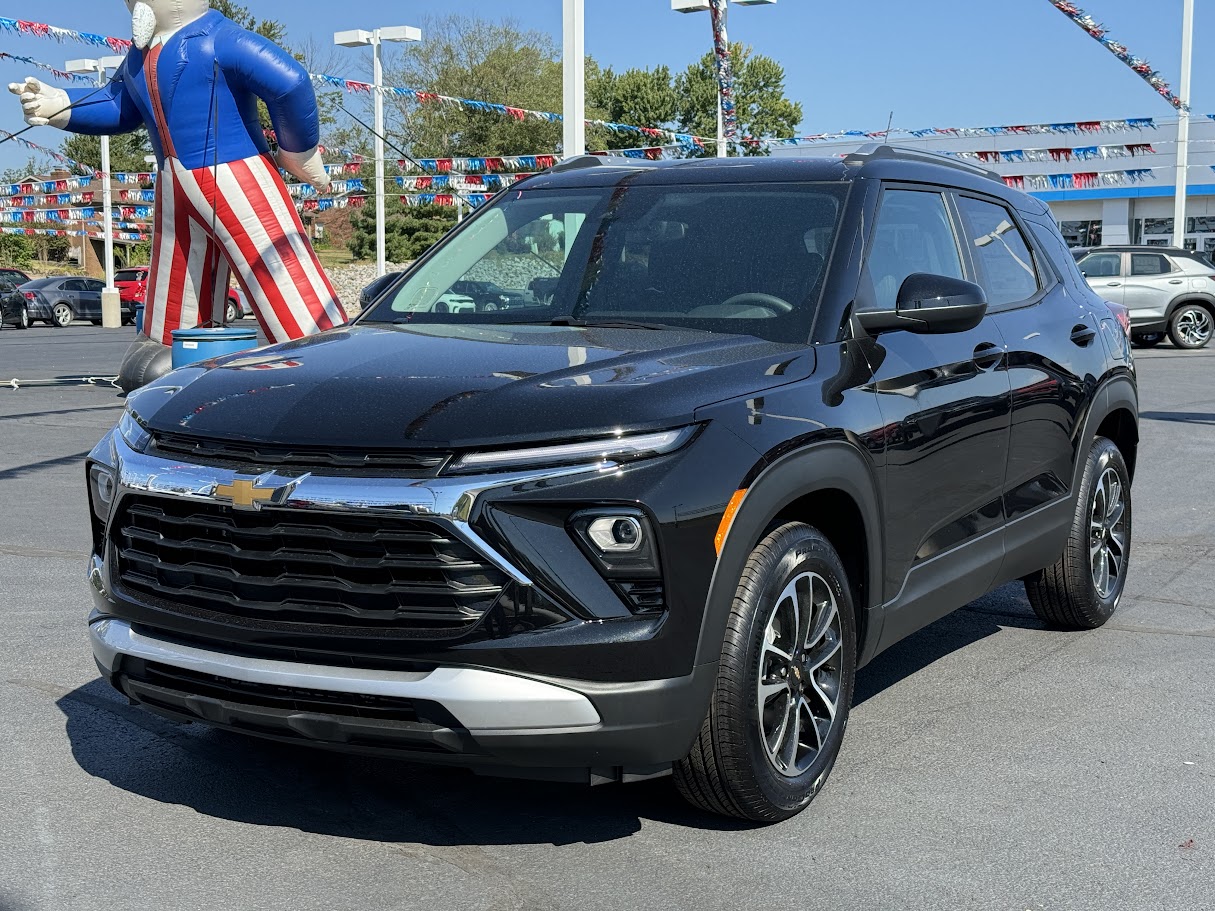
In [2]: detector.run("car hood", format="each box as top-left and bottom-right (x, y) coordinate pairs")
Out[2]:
(132, 323), (815, 450)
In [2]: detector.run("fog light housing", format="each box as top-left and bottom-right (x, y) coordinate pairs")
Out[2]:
(587, 516), (643, 552)
(569, 508), (664, 614)
(88, 462), (117, 522)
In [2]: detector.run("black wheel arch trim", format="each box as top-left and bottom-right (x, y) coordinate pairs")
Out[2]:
(694, 440), (886, 671)
(1073, 373), (1138, 494)
(1165, 293), (1215, 323)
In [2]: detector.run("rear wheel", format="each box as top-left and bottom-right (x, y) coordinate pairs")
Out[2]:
(1131, 332), (1163, 349)
(1024, 437), (1131, 629)
(51, 302), (73, 327)
(674, 523), (856, 822)
(1168, 304), (1213, 349)
(225, 298), (239, 324)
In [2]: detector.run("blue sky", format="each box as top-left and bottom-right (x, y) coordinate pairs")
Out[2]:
(0, 0), (1208, 171)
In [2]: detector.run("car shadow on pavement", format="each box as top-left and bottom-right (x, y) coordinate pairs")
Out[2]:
(54, 584), (1047, 844)
(854, 582), (1046, 707)
(1140, 410), (1215, 426)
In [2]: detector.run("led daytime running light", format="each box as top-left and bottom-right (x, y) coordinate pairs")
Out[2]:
(451, 427), (695, 474)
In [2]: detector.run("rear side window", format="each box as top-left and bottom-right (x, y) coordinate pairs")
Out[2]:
(865, 189), (963, 309)
(1130, 253), (1171, 276)
(1078, 253), (1122, 278)
(956, 197), (1040, 307)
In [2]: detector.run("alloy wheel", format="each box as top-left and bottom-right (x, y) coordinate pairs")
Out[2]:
(757, 571), (843, 777)
(52, 303), (73, 327)
(1089, 466), (1129, 599)
(226, 300), (239, 324)
(1175, 308), (1212, 347)
(20, 306), (29, 329)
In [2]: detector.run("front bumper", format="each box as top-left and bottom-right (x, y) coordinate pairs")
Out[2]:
(89, 614), (713, 780)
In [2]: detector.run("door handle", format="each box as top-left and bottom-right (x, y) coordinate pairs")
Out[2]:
(973, 342), (1003, 370)
(1169, 279), (1184, 284)
(1106, 282), (1122, 287)
(1071, 324), (1097, 347)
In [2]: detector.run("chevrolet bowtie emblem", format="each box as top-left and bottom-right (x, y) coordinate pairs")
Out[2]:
(212, 474), (306, 510)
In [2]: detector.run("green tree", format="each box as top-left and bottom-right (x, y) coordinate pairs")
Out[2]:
(674, 43), (802, 156)
(0, 234), (33, 269)
(61, 130), (154, 174)
(587, 64), (678, 151)
(349, 198), (458, 262)
(387, 15), (566, 158)
(2, 156), (47, 182)
(208, 0), (286, 45)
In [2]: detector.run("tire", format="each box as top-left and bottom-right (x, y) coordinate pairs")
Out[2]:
(1167, 304), (1213, 349)
(90, 319), (103, 326)
(1131, 332), (1163, 349)
(225, 299), (239, 324)
(674, 523), (856, 822)
(51, 302), (73, 327)
(15, 307), (28, 330)
(1024, 437), (1131, 630)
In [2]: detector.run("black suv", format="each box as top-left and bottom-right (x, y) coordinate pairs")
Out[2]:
(86, 147), (1138, 822)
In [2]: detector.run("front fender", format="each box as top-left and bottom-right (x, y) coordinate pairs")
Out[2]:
(693, 440), (886, 669)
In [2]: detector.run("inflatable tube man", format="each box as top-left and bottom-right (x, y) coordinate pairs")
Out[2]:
(10, 0), (346, 388)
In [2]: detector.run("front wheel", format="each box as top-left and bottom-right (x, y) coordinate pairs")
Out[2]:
(15, 307), (29, 330)
(1024, 437), (1131, 629)
(1168, 304), (1213, 349)
(1131, 332), (1163, 349)
(51, 302), (73, 327)
(675, 523), (856, 822)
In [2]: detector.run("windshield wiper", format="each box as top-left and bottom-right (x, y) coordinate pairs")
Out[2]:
(507, 318), (675, 332)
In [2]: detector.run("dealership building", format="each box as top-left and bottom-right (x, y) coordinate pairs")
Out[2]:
(772, 115), (1215, 254)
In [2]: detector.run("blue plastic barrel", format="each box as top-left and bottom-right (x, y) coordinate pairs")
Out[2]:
(171, 326), (258, 369)
(134, 304), (145, 335)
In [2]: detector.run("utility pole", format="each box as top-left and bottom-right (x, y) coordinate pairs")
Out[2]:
(563, 0), (586, 158)
(1173, 0), (1195, 249)
(336, 25), (422, 278)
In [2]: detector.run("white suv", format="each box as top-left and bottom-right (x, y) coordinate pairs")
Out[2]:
(1077, 246), (1215, 349)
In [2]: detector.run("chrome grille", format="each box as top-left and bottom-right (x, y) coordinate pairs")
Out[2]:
(114, 497), (506, 628)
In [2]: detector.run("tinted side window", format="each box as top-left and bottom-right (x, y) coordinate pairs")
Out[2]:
(1130, 253), (1171, 276)
(956, 197), (1040, 307)
(85, 279), (105, 291)
(62, 279), (83, 291)
(866, 189), (963, 309)
(1078, 253), (1122, 278)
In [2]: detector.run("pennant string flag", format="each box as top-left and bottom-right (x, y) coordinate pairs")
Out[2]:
(0, 51), (97, 83)
(1045, 1), (1186, 110)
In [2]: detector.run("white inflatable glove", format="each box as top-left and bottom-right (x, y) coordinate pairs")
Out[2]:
(7, 77), (71, 128)
(275, 146), (331, 194)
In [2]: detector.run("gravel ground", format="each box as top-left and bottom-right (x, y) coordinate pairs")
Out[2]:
(327, 262), (412, 318)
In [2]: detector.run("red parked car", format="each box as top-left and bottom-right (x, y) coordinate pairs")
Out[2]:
(114, 266), (249, 323)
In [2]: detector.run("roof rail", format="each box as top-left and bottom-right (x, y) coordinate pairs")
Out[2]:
(548, 154), (660, 172)
(844, 143), (1003, 183)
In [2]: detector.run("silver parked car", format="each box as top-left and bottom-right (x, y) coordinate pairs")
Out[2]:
(1076, 246), (1215, 349)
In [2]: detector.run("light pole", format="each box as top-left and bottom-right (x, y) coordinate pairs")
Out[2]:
(563, 0), (586, 158)
(66, 55), (125, 328)
(335, 25), (422, 278)
(673, 0), (775, 158)
(1172, 0), (1195, 249)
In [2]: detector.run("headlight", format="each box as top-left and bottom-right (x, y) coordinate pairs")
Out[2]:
(117, 410), (151, 452)
(88, 462), (117, 522)
(447, 426), (698, 474)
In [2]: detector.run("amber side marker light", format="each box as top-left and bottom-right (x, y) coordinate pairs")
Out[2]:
(715, 489), (748, 555)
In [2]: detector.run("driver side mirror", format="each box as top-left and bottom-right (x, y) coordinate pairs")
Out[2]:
(856, 273), (988, 336)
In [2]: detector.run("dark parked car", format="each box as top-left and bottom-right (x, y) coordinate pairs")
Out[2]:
(358, 271), (402, 310)
(86, 148), (1138, 822)
(20, 276), (136, 327)
(0, 268), (32, 329)
(451, 279), (532, 310)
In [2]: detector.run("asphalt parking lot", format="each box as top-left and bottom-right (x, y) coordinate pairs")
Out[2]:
(0, 322), (1212, 911)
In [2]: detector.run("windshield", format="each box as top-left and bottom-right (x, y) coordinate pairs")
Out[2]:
(362, 183), (848, 343)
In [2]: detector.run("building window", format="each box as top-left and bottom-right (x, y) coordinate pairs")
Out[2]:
(1059, 220), (1102, 248)
(1140, 218), (1174, 238)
